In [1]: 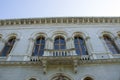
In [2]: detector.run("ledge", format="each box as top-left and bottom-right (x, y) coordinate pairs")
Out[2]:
(0, 17), (120, 26)
(0, 57), (119, 66)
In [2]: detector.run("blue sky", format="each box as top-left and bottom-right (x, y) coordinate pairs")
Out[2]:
(0, 0), (120, 19)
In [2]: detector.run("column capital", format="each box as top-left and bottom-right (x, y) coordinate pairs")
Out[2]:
(46, 37), (53, 42)
(99, 36), (103, 39)
(66, 37), (72, 41)
(29, 38), (35, 42)
(85, 36), (90, 40)
(114, 36), (119, 40)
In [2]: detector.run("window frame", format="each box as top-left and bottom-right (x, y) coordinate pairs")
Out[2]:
(54, 36), (66, 50)
(74, 35), (88, 55)
(103, 34), (120, 54)
(32, 36), (45, 56)
(0, 37), (16, 56)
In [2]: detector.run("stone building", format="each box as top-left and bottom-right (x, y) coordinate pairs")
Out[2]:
(0, 17), (120, 80)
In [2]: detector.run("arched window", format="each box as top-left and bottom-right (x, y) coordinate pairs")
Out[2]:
(32, 36), (45, 56)
(54, 36), (66, 50)
(51, 74), (71, 80)
(29, 78), (37, 80)
(84, 77), (93, 80)
(103, 34), (119, 54)
(1, 37), (16, 56)
(74, 36), (88, 55)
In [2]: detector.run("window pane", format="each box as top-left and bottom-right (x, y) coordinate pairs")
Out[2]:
(74, 38), (78, 43)
(76, 49), (80, 55)
(74, 36), (88, 55)
(54, 45), (59, 50)
(39, 50), (44, 56)
(60, 38), (65, 44)
(33, 45), (39, 56)
(75, 44), (79, 49)
(54, 39), (59, 44)
(60, 45), (65, 49)
(36, 39), (40, 44)
(104, 35), (119, 54)
(41, 39), (45, 44)
(1, 46), (9, 56)
(41, 45), (45, 49)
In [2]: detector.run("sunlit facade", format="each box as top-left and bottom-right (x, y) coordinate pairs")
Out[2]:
(0, 17), (120, 80)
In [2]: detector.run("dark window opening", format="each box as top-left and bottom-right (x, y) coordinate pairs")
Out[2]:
(74, 36), (88, 55)
(32, 36), (45, 56)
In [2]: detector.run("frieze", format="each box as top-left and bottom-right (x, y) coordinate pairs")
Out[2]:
(0, 17), (120, 26)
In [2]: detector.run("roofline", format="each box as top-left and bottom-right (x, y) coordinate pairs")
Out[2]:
(0, 17), (120, 26)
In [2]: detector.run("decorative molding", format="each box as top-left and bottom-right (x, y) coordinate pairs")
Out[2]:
(0, 17), (120, 26)
(0, 57), (119, 65)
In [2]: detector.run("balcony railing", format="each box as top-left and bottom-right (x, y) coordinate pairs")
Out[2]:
(30, 49), (90, 61)
(45, 49), (75, 56)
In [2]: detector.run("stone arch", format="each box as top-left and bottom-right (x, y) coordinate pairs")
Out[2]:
(81, 74), (95, 80)
(3, 32), (21, 42)
(26, 76), (40, 80)
(117, 31), (120, 38)
(98, 31), (115, 39)
(50, 73), (73, 80)
(51, 31), (68, 40)
(30, 32), (47, 40)
(72, 31), (90, 40)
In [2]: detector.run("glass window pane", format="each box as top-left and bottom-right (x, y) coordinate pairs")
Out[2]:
(54, 39), (59, 44)
(39, 50), (44, 56)
(54, 45), (59, 50)
(36, 39), (40, 44)
(104, 35), (119, 54)
(75, 44), (79, 49)
(1, 46), (9, 56)
(60, 38), (65, 43)
(33, 45), (39, 56)
(76, 49), (80, 55)
(60, 45), (65, 49)
(74, 38), (78, 43)
(41, 39), (45, 44)
(74, 36), (88, 55)
(41, 45), (45, 49)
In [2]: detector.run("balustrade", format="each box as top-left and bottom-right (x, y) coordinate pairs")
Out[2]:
(30, 49), (90, 61)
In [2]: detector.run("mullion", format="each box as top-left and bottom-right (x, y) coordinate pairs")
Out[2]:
(77, 37), (83, 55)
(38, 37), (42, 56)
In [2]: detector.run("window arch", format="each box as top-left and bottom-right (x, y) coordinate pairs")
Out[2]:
(29, 78), (37, 80)
(51, 74), (71, 80)
(103, 34), (119, 54)
(74, 35), (88, 55)
(83, 77), (93, 80)
(32, 36), (45, 56)
(1, 37), (16, 56)
(54, 36), (66, 50)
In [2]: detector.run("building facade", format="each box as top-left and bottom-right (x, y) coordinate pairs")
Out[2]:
(0, 17), (120, 80)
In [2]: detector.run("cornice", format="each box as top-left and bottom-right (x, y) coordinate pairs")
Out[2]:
(0, 17), (120, 26)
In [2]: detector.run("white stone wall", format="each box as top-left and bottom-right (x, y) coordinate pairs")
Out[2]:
(0, 63), (119, 80)
(0, 22), (120, 80)
(0, 24), (120, 61)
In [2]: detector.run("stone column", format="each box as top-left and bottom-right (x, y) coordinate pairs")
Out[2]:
(0, 38), (5, 52)
(7, 38), (22, 61)
(23, 38), (35, 61)
(84, 36), (95, 59)
(68, 37), (76, 55)
(44, 37), (53, 56)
